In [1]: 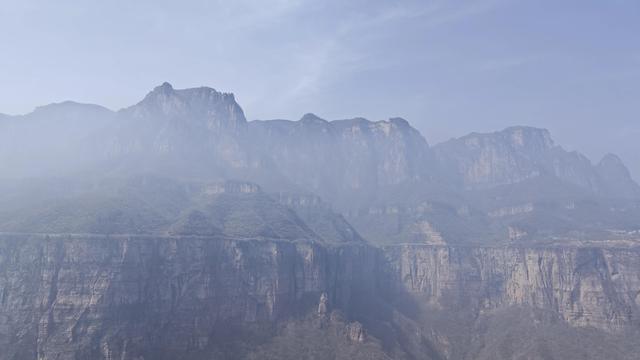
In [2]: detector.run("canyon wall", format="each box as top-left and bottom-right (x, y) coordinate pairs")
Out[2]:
(0, 234), (377, 360)
(384, 244), (640, 331)
(1, 234), (639, 359)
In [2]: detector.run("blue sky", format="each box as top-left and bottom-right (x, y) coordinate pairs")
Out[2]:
(1, 0), (639, 175)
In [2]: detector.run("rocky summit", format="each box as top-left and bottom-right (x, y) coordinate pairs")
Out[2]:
(1, 84), (640, 359)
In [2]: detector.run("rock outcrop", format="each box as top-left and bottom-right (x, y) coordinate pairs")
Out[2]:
(122, 82), (247, 136)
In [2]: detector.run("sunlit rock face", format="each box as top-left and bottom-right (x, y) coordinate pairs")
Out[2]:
(384, 244), (640, 332)
(432, 126), (640, 200)
(433, 126), (604, 190)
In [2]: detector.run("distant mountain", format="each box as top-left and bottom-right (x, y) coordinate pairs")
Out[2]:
(122, 82), (246, 133)
(596, 153), (640, 199)
(433, 126), (638, 198)
(96, 82), (250, 178)
(248, 114), (436, 209)
(0, 101), (114, 177)
(0, 83), (638, 245)
(2, 83), (640, 360)
(113, 82), (247, 154)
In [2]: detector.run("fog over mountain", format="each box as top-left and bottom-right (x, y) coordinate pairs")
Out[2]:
(3, 1), (640, 177)
(1, 84), (640, 359)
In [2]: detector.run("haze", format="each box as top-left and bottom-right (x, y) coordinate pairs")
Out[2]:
(1, 0), (639, 175)
(3, 2), (640, 358)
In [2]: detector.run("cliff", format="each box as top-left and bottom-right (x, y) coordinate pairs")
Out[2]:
(248, 115), (436, 209)
(434, 126), (639, 199)
(384, 244), (640, 331)
(2, 83), (640, 359)
(2, 234), (639, 359)
(0, 234), (380, 360)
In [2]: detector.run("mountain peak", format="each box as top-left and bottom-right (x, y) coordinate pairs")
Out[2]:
(596, 153), (640, 198)
(125, 84), (247, 129)
(597, 153), (633, 180)
(457, 126), (554, 150)
(389, 117), (410, 127)
(153, 81), (174, 93)
(139, 82), (178, 104)
(599, 153), (624, 167)
(501, 126), (554, 149)
(138, 83), (230, 106)
(300, 113), (327, 124)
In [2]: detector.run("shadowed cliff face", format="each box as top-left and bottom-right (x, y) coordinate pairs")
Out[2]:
(0, 235), (380, 360)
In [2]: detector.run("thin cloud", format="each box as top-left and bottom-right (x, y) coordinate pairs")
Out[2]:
(268, 0), (508, 109)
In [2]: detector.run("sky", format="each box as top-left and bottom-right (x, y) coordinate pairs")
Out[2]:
(1, 0), (639, 175)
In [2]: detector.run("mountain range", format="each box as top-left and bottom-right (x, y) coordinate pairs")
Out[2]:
(1, 83), (639, 359)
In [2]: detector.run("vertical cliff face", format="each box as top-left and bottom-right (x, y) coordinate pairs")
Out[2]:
(384, 244), (640, 331)
(433, 126), (640, 199)
(2, 233), (640, 360)
(0, 234), (378, 360)
(123, 82), (247, 134)
(248, 115), (435, 209)
(104, 83), (249, 176)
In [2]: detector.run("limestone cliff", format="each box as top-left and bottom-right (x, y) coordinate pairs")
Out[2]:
(384, 244), (640, 332)
(248, 115), (436, 209)
(433, 126), (638, 198)
(2, 233), (640, 359)
(0, 234), (378, 360)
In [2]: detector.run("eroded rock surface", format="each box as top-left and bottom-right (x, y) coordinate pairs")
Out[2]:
(384, 244), (640, 331)
(0, 234), (377, 359)
(1, 234), (639, 359)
